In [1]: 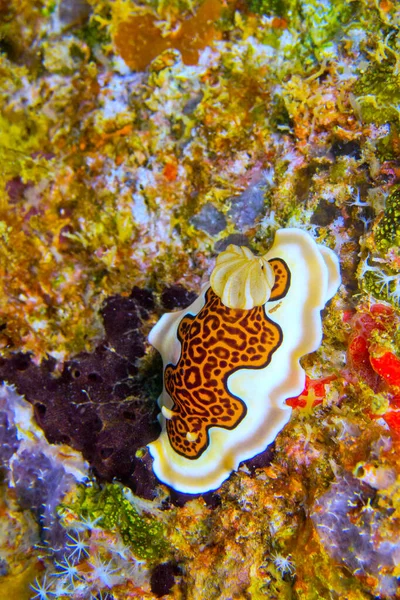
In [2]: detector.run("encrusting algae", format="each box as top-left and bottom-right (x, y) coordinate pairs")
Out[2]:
(0, 0), (399, 598)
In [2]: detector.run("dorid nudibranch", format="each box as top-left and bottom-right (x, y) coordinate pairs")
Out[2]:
(148, 228), (341, 493)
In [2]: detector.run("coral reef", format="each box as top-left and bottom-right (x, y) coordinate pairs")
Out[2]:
(0, 0), (399, 597)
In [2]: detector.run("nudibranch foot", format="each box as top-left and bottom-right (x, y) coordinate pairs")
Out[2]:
(148, 228), (340, 494)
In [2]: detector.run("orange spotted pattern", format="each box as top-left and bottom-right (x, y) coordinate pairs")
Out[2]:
(164, 258), (291, 458)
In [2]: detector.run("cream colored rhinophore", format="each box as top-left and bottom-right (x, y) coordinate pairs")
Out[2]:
(210, 244), (275, 309)
(148, 228), (341, 494)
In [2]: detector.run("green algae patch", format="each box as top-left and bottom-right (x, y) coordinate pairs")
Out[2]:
(354, 59), (400, 125)
(247, 0), (295, 17)
(302, 0), (356, 51)
(248, 0), (356, 59)
(61, 482), (168, 560)
(363, 270), (400, 308)
(375, 186), (400, 252)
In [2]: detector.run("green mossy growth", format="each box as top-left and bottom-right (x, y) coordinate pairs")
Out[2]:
(375, 187), (400, 252)
(270, 93), (292, 130)
(249, 0), (356, 52)
(62, 482), (168, 560)
(302, 0), (356, 49)
(139, 351), (164, 403)
(41, 1), (57, 17)
(354, 59), (400, 125)
(363, 270), (399, 308)
(376, 125), (400, 161)
(78, 18), (111, 50)
(246, 0), (294, 17)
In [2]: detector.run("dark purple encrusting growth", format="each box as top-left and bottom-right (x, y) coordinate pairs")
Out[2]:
(6, 176), (33, 204)
(150, 561), (179, 597)
(310, 198), (342, 227)
(1, 282), (260, 505)
(214, 233), (250, 253)
(59, 0), (92, 26)
(242, 443), (275, 474)
(0, 287), (162, 499)
(161, 284), (198, 310)
(330, 139), (362, 160)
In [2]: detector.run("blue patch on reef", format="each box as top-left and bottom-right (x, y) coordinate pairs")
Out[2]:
(311, 473), (398, 597)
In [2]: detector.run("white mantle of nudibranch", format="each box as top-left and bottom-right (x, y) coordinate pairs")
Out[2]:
(148, 229), (341, 494)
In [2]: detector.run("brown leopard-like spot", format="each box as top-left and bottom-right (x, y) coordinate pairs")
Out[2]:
(269, 258), (291, 300)
(164, 256), (291, 459)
